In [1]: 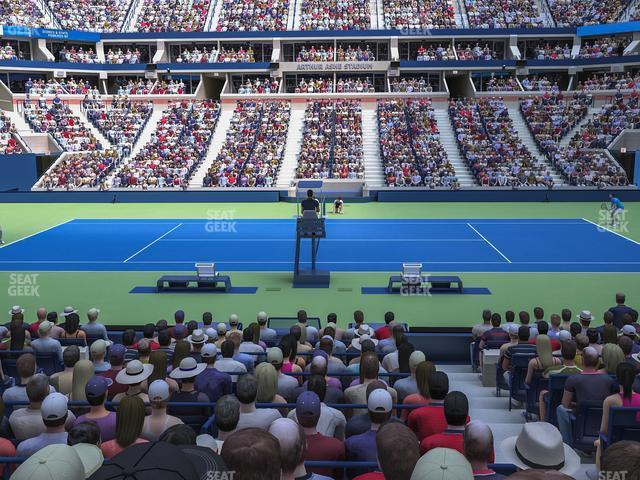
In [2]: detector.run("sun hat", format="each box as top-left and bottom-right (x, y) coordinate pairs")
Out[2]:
(267, 347), (284, 365)
(187, 329), (208, 345)
(148, 379), (170, 402)
(368, 388), (392, 413)
(410, 448), (473, 480)
(500, 422), (580, 476)
(89, 442), (227, 480)
(351, 333), (378, 350)
(9, 305), (24, 315)
(115, 360), (153, 385)
(409, 351), (426, 369)
(41, 392), (69, 421)
(169, 357), (206, 379)
(354, 324), (374, 337)
(201, 343), (218, 358)
(11, 443), (103, 480)
(577, 310), (593, 322)
(62, 306), (78, 317)
(38, 320), (53, 334)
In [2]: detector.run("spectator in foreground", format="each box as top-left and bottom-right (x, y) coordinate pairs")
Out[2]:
(235, 373), (282, 431)
(270, 417), (333, 480)
(215, 339), (248, 382)
(257, 311), (277, 345)
(142, 379), (183, 441)
(82, 307), (108, 340)
(221, 428), (282, 480)
(394, 350), (426, 402)
(100, 395), (148, 458)
(90, 340), (111, 373)
(269, 347), (298, 402)
(214, 394), (240, 452)
(289, 374), (346, 440)
(464, 421), (503, 479)
(599, 440), (640, 478)
(3, 354), (54, 403)
(67, 420), (101, 446)
(408, 371), (455, 441)
(113, 359), (153, 402)
(11, 443), (103, 480)
(50, 345), (80, 395)
(410, 448), (474, 480)
(17, 392), (72, 457)
(100, 344), (128, 399)
(472, 310), (493, 339)
(31, 320), (62, 362)
(75, 376), (117, 442)
(194, 344), (232, 402)
(609, 292), (634, 329)
(420, 391), (471, 455)
(168, 357), (209, 416)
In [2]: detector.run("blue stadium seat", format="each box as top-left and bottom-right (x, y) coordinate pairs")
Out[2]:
(600, 406), (640, 450)
(508, 353), (536, 411)
(571, 400), (603, 453)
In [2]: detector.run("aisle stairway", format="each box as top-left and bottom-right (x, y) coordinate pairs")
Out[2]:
(361, 103), (385, 188)
(505, 103), (567, 185)
(432, 108), (476, 187)
(276, 102), (305, 188)
(188, 103), (236, 187)
(559, 107), (599, 148)
(67, 104), (112, 151)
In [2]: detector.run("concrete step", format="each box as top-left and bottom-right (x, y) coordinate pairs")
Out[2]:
(68, 104), (112, 151)
(362, 103), (385, 188)
(432, 107), (476, 186)
(276, 103), (305, 188)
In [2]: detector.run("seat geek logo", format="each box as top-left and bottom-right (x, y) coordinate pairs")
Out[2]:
(205, 210), (237, 233)
(8, 273), (40, 297)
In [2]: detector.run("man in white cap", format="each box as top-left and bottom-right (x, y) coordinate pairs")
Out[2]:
(410, 448), (474, 480)
(393, 350), (426, 402)
(187, 329), (208, 362)
(90, 339), (111, 373)
(215, 323), (227, 348)
(228, 314), (240, 332)
(578, 310), (593, 335)
(269, 418), (333, 480)
(142, 379), (184, 441)
(257, 311), (277, 345)
(500, 422), (580, 476)
(114, 359), (153, 402)
(195, 343), (233, 402)
(82, 308), (109, 340)
(30, 320), (63, 362)
(17, 392), (73, 457)
(268, 347), (298, 402)
(11, 443), (103, 480)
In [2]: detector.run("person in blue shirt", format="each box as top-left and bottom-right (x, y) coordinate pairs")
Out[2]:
(610, 193), (624, 227)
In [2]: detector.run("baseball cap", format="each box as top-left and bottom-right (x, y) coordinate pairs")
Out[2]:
(508, 324), (520, 336)
(267, 347), (283, 365)
(296, 391), (321, 420)
(85, 376), (112, 399)
(217, 322), (227, 334)
(11, 443), (103, 480)
(109, 344), (126, 362)
(90, 339), (107, 357)
(257, 311), (268, 323)
(445, 391), (469, 418)
(201, 343), (218, 358)
(38, 320), (53, 334)
(148, 379), (170, 402)
(90, 441), (226, 480)
(409, 351), (426, 369)
(229, 314), (239, 325)
(622, 325), (637, 336)
(87, 308), (100, 317)
(205, 327), (218, 341)
(558, 330), (572, 342)
(41, 392), (68, 421)
(368, 388), (392, 413)
(410, 448), (473, 480)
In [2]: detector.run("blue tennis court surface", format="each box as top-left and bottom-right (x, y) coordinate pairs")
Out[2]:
(1, 218), (640, 273)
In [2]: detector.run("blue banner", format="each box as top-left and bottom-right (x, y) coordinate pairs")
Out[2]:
(577, 20), (640, 37)
(2, 25), (100, 42)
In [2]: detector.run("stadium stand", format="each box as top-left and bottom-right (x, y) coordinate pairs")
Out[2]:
(298, 0), (370, 30)
(136, 0), (212, 32)
(37, 150), (120, 188)
(0, 112), (24, 154)
(576, 72), (640, 91)
(47, 0), (133, 32)
(464, 0), (544, 28)
(547, 0), (629, 26)
(215, 0), (290, 31)
(383, 0), (456, 30)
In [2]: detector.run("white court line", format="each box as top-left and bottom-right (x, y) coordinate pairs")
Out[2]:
(2, 260), (640, 265)
(122, 223), (183, 263)
(66, 220), (589, 226)
(581, 218), (640, 246)
(0, 219), (75, 249)
(466, 223), (512, 263)
(158, 238), (485, 242)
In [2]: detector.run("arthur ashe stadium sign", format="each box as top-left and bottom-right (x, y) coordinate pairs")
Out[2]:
(283, 61), (390, 72)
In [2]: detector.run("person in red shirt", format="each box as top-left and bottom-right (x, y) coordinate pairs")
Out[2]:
(28, 307), (47, 337)
(374, 312), (395, 341)
(528, 320), (561, 351)
(408, 371), (468, 442)
(352, 422), (420, 480)
(297, 391), (345, 479)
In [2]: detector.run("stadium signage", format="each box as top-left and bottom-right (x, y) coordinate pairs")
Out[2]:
(1, 25), (100, 42)
(283, 61), (389, 72)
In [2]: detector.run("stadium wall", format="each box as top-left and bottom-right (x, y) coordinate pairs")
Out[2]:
(0, 154), (37, 191)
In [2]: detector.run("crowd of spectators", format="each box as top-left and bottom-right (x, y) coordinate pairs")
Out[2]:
(47, 0), (131, 32)
(299, 0), (370, 30)
(136, 0), (212, 32)
(57, 45), (100, 63)
(522, 42), (572, 60)
(521, 75), (562, 92)
(578, 36), (628, 58)
(151, 80), (187, 95)
(464, 0), (544, 28)
(24, 79), (65, 95)
(414, 43), (455, 61)
(105, 48), (145, 64)
(0, 43), (23, 60)
(38, 150), (120, 189)
(217, 46), (256, 63)
(450, 97), (550, 186)
(0, 112), (23, 154)
(576, 72), (640, 91)
(383, 0), (455, 30)
(83, 96), (153, 158)
(6, 299), (639, 479)
(294, 77), (334, 93)
(378, 99), (457, 187)
(112, 100), (220, 188)
(58, 78), (98, 95)
(296, 45), (335, 62)
(203, 101), (290, 187)
(336, 45), (375, 61)
(23, 96), (103, 152)
(215, 0), (289, 31)
(0, 0), (49, 28)
(175, 46), (218, 63)
(547, 0), (628, 26)
(335, 77), (374, 93)
(455, 42), (502, 61)
(296, 100), (363, 179)
(115, 79), (155, 95)
(236, 78), (280, 94)
(482, 75), (520, 92)
(390, 77), (435, 93)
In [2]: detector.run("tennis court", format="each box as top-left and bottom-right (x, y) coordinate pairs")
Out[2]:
(0, 217), (639, 273)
